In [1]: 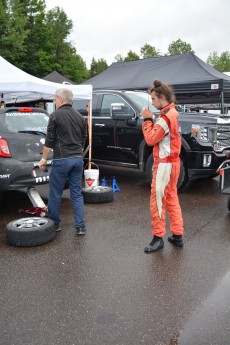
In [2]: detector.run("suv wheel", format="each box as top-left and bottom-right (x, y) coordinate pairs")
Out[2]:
(145, 155), (188, 190)
(6, 217), (56, 247)
(177, 157), (188, 189)
(145, 155), (154, 184)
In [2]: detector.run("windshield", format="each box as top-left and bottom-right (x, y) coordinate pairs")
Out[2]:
(125, 91), (158, 113)
(0, 111), (49, 133)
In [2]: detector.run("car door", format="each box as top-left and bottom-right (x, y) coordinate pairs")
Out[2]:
(92, 92), (140, 164)
(91, 92), (118, 161)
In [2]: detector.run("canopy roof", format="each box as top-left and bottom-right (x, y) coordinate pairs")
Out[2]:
(0, 56), (92, 103)
(81, 53), (230, 105)
(43, 70), (77, 85)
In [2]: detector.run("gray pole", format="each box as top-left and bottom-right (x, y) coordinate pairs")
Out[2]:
(221, 92), (224, 114)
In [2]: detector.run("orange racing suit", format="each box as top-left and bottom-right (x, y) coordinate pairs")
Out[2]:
(142, 103), (184, 238)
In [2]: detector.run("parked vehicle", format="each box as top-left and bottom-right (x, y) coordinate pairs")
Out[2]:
(0, 107), (52, 201)
(72, 89), (230, 189)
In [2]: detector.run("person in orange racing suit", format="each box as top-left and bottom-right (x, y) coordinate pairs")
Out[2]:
(142, 80), (184, 253)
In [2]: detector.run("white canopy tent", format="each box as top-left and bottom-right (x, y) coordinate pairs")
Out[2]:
(0, 56), (92, 102)
(0, 55), (93, 164)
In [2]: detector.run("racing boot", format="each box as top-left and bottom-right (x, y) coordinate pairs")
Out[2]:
(144, 236), (164, 253)
(168, 234), (183, 247)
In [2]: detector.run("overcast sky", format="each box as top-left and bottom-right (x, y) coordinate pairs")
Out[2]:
(45, 0), (230, 68)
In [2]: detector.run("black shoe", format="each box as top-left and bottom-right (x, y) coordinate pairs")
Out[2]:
(76, 227), (86, 235)
(168, 235), (183, 247)
(54, 224), (61, 232)
(144, 237), (164, 253)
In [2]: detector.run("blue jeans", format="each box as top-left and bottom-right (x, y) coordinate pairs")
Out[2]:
(48, 157), (85, 229)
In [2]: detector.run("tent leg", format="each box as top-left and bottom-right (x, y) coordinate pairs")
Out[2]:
(221, 92), (224, 114)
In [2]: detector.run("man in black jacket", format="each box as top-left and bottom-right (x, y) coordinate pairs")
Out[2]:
(39, 88), (87, 234)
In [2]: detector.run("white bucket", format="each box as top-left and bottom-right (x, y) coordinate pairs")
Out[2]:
(84, 168), (99, 188)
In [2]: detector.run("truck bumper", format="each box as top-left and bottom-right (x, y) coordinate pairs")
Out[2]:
(186, 150), (229, 180)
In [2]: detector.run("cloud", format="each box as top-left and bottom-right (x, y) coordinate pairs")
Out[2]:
(45, 0), (230, 68)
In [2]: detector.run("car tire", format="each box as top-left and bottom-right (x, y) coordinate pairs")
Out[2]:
(227, 196), (230, 212)
(145, 154), (154, 184)
(6, 217), (56, 247)
(145, 155), (188, 190)
(82, 186), (114, 204)
(177, 156), (188, 190)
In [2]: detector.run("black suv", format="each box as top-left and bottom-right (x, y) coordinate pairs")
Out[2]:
(0, 107), (52, 201)
(73, 90), (230, 189)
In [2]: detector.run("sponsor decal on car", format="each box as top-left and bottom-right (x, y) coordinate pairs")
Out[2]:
(35, 176), (50, 183)
(0, 174), (10, 179)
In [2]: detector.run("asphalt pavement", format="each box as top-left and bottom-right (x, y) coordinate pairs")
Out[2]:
(0, 166), (230, 345)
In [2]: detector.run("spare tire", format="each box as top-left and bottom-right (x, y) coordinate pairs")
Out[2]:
(82, 186), (114, 204)
(6, 217), (56, 247)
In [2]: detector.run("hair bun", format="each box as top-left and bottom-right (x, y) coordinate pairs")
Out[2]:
(153, 80), (162, 88)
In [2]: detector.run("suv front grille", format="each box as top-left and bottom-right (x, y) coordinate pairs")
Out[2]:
(216, 125), (230, 150)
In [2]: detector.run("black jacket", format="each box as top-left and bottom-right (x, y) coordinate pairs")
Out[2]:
(45, 104), (87, 159)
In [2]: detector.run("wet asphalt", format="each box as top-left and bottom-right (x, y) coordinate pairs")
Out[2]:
(0, 166), (230, 345)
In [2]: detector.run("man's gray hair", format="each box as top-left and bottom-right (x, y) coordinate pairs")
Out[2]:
(55, 88), (73, 103)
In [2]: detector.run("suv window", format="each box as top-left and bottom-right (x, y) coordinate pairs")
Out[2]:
(100, 94), (135, 118)
(72, 95), (99, 116)
(125, 91), (158, 113)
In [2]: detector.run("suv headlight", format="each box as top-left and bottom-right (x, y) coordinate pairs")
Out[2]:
(191, 125), (208, 142)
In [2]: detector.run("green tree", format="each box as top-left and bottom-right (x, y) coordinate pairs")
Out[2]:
(140, 44), (161, 58)
(0, 2), (89, 82)
(0, 0), (28, 66)
(43, 6), (88, 82)
(124, 50), (140, 61)
(207, 51), (230, 72)
(45, 7), (73, 61)
(114, 54), (124, 62)
(167, 38), (194, 56)
(58, 44), (89, 83)
(89, 58), (108, 77)
(89, 58), (97, 77)
(20, 0), (49, 75)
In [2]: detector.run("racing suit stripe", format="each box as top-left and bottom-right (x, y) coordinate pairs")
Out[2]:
(155, 162), (172, 218)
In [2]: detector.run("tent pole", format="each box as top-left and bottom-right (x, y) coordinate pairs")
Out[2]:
(220, 92), (224, 114)
(87, 100), (92, 169)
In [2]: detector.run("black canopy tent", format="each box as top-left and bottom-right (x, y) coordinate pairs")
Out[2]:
(81, 52), (230, 112)
(43, 71), (77, 85)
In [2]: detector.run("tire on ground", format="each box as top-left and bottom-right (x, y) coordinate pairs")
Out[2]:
(6, 217), (56, 247)
(82, 186), (114, 204)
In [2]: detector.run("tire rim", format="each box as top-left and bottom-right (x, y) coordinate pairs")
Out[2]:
(12, 217), (49, 228)
(85, 186), (110, 191)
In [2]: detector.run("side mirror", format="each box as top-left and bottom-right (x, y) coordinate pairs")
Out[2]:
(111, 103), (134, 120)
